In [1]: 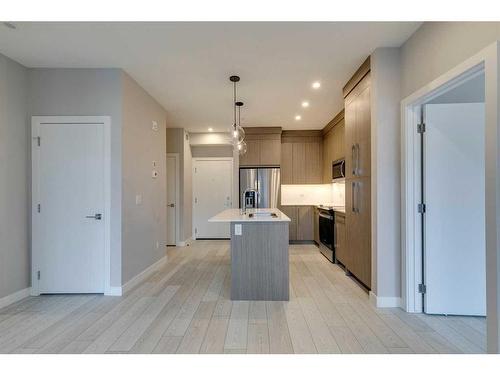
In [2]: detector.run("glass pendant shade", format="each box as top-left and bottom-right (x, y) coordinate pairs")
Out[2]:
(237, 140), (247, 155)
(232, 124), (245, 144)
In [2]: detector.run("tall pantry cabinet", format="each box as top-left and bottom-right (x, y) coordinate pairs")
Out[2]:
(343, 58), (372, 289)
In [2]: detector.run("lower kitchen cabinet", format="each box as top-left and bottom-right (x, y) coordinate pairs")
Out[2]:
(297, 206), (313, 241)
(345, 177), (371, 288)
(313, 207), (319, 245)
(280, 205), (314, 242)
(334, 212), (347, 265)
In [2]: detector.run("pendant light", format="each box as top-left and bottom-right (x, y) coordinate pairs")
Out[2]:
(229, 75), (245, 144)
(236, 101), (247, 155)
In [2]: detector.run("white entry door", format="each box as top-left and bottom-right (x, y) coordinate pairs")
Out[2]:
(166, 155), (177, 245)
(193, 159), (233, 239)
(423, 103), (486, 315)
(32, 118), (107, 294)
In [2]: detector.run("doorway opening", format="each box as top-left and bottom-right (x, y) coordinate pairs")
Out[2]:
(192, 157), (233, 240)
(402, 59), (488, 323)
(166, 153), (180, 246)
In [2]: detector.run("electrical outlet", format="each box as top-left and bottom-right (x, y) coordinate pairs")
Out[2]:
(235, 224), (242, 236)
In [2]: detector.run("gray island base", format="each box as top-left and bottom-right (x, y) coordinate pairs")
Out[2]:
(208, 208), (291, 301)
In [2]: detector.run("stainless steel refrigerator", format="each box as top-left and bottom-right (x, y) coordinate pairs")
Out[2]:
(239, 168), (281, 209)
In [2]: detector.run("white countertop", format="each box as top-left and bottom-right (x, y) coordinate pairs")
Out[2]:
(209, 208), (291, 223)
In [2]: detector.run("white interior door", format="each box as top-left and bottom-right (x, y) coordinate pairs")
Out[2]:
(166, 155), (177, 245)
(34, 121), (105, 293)
(423, 103), (486, 315)
(193, 159), (232, 239)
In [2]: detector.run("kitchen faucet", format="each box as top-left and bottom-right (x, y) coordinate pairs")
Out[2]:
(241, 188), (259, 215)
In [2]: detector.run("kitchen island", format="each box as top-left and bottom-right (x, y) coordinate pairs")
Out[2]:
(209, 208), (290, 301)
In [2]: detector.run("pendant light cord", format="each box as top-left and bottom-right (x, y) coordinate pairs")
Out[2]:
(233, 81), (237, 129)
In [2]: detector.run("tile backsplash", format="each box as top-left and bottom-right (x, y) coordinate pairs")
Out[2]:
(280, 182), (345, 206)
(332, 181), (345, 207)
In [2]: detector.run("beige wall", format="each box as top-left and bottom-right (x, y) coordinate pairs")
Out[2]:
(0, 54), (30, 300)
(401, 22), (500, 98)
(121, 72), (167, 284)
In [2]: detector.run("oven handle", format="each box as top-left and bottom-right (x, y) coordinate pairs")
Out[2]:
(319, 212), (333, 220)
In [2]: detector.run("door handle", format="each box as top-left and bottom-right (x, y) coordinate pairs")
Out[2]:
(356, 144), (360, 176)
(168, 203), (175, 207)
(351, 182), (356, 213)
(356, 182), (361, 213)
(351, 145), (356, 175)
(85, 214), (102, 220)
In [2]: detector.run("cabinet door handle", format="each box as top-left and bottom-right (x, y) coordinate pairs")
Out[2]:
(356, 182), (361, 213)
(356, 143), (360, 176)
(351, 145), (356, 175)
(351, 182), (356, 213)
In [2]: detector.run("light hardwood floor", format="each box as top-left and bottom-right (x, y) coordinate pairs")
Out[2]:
(0, 241), (486, 354)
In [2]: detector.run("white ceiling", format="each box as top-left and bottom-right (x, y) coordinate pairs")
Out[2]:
(0, 22), (421, 132)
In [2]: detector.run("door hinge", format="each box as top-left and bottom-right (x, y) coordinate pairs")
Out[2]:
(33, 136), (41, 146)
(418, 283), (426, 294)
(417, 203), (426, 213)
(417, 123), (426, 134)
(37, 271), (41, 280)
(195, 228), (197, 234)
(194, 167), (197, 173)
(195, 197), (198, 204)
(37, 203), (41, 213)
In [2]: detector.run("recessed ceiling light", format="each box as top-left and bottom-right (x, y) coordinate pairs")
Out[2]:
(312, 81), (321, 89)
(208, 127), (213, 132)
(295, 115), (302, 121)
(301, 101), (310, 108)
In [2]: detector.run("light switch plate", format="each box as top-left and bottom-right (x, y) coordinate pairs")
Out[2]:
(235, 224), (242, 236)
(152, 121), (158, 131)
(135, 194), (142, 205)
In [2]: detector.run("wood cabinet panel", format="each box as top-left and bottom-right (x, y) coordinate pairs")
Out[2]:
(280, 142), (293, 184)
(292, 143), (306, 184)
(313, 207), (319, 245)
(354, 177), (371, 287)
(355, 84), (371, 177)
(322, 130), (333, 183)
(344, 99), (356, 179)
(334, 213), (347, 266)
(280, 206), (297, 241)
(239, 139), (261, 166)
(297, 206), (313, 241)
(305, 141), (322, 183)
(260, 139), (281, 166)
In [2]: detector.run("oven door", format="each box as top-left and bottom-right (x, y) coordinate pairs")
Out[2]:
(318, 211), (334, 262)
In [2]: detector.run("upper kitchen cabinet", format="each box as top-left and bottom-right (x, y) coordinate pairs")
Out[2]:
(321, 110), (345, 183)
(344, 58), (371, 179)
(239, 127), (282, 167)
(281, 130), (323, 184)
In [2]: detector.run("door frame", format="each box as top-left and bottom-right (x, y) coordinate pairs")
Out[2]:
(166, 153), (180, 246)
(192, 157), (234, 240)
(31, 116), (112, 296)
(401, 42), (500, 353)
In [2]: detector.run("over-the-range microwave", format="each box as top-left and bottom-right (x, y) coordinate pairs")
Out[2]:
(332, 158), (345, 181)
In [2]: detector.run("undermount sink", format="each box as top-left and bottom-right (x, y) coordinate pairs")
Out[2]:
(247, 212), (278, 218)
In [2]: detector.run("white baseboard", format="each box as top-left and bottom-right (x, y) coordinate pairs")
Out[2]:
(105, 286), (123, 296)
(121, 255), (167, 295)
(176, 237), (192, 247)
(369, 291), (402, 308)
(0, 287), (31, 310)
